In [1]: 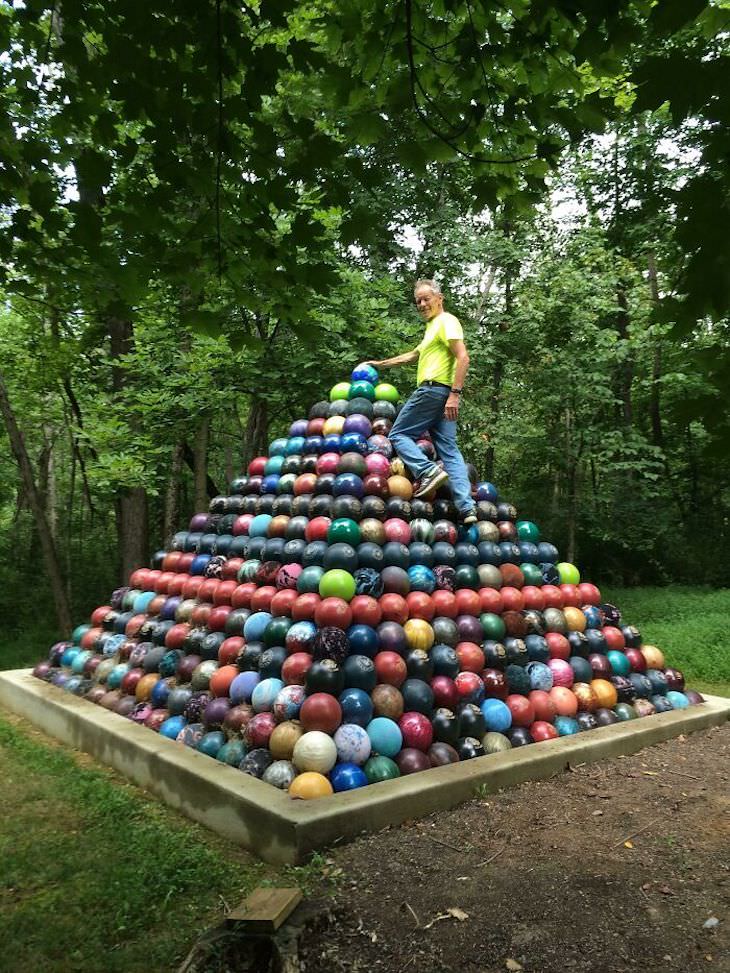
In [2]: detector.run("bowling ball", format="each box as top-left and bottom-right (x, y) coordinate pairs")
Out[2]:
(633, 698), (657, 718)
(506, 695), (535, 727)
(481, 698), (512, 732)
(458, 702), (486, 738)
(528, 690), (556, 723)
(432, 617), (459, 646)
(367, 717), (403, 757)
(319, 568), (356, 601)
(339, 686), (374, 726)
(269, 720), (304, 760)
(572, 682), (598, 712)
(197, 730), (226, 758)
(666, 690), (689, 708)
(240, 747), (275, 778)
(569, 656), (593, 684)
(374, 651), (407, 687)
(378, 621), (407, 654)
(330, 762), (369, 792)
(685, 690), (704, 705)
(342, 655), (377, 692)
(364, 754), (401, 783)
(530, 720), (559, 742)
(526, 661), (553, 691)
(548, 659), (574, 688)
(482, 642), (507, 670)
(651, 694), (673, 713)
(395, 748), (431, 775)
(589, 653), (612, 678)
(628, 672), (653, 698)
(482, 731), (512, 753)
(399, 711), (433, 751)
(381, 566), (410, 596)
(664, 667), (685, 691)
(591, 678), (618, 709)
(371, 684), (404, 720)
(575, 711), (598, 731)
(334, 723), (372, 764)
(454, 670), (484, 705)
(354, 567), (383, 598)
(289, 771), (334, 799)
(427, 742), (459, 766)
(505, 665), (530, 695)
(281, 652), (313, 686)
(401, 678), (435, 715)
(431, 707), (460, 746)
(611, 674), (637, 702)
(455, 736), (485, 759)
(594, 707), (619, 726)
(525, 635), (549, 663)
(357, 543), (384, 572)
(506, 726), (534, 747)
(613, 702), (637, 721)
(293, 730), (338, 773)
(312, 626), (349, 665)
(641, 645), (665, 669)
(306, 659), (345, 695)
(272, 685), (306, 722)
(405, 648), (433, 682)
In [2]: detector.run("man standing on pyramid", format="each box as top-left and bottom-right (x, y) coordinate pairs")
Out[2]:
(366, 279), (477, 526)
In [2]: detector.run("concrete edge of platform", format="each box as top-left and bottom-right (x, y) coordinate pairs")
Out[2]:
(1, 668), (728, 864)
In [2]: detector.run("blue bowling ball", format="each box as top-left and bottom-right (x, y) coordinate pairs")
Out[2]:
(480, 698), (512, 733)
(331, 762), (369, 792)
(346, 624), (379, 657)
(339, 687), (374, 727)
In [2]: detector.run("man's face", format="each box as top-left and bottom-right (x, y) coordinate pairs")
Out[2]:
(414, 285), (443, 321)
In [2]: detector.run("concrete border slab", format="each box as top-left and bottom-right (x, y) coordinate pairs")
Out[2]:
(1, 668), (728, 863)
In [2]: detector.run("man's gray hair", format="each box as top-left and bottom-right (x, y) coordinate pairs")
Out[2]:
(413, 278), (442, 296)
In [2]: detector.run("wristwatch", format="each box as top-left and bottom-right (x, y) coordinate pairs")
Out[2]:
(451, 388), (463, 395)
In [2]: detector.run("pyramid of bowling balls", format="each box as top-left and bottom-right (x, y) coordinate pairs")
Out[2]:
(33, 363), (703, 800)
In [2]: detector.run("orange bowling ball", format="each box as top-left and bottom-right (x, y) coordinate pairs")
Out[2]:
(323, 415), (346, 435)
(563, 606), (587, 632)
(289, 772), (333, 800)
(591, 678), (618, 709)
(572, 682), (598, 712)
(404, 618), (435, 652)
(641, 644), (665, 669)
(210, 664), (238, 698)
(371, 684), (404, 720)
(135, 673), (159, 702)
(387, 475), (413, 500)
(549, 686), (578, 717)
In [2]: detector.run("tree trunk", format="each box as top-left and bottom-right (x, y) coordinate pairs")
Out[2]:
(646, 251), (664, 447)
(565, 407), (577, 564)
(242, 395), (269, 469)
(108, 315), (150, 579)
(193, 415), (211, 513)
(0, 369), (72, 632)
(164, 442), (185, 543)
(615, 286), (633, 425)
(484, 268), (512, 481)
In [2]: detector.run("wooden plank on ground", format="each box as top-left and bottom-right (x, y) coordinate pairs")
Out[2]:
(226, 887), (303, 932)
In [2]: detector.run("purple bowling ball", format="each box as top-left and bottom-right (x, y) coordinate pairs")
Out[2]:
(51, 671), (69, 688)
(204, 696), (232, 728)
(395, 747), (431, 775)
(377, 621), (407, 655)
(160, 596), (182, 621)
(456, 614), (483, 643)
(129, 702), (154, 724)
(343, 414), (373, 438)
(685, 689), (704, 705)
(230, 671), (260, 705)
(189, 512), (208, 532)
(33, 662), (52, 680)
(289, 419), (309, 438)
(49, 641), (71, 666)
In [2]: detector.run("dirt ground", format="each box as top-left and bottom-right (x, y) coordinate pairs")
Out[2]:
(298, 724), (730, 973)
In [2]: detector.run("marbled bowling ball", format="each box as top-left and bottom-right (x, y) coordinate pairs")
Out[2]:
(454, 671), (484, 706)
(594, 706), (619, 726)
(589, 653), (612, 678)
(664, 667), (685, 691)
(263, 760), (297, 790)
(245, 712), (277, 749)
(572, 682), (597, 712)
(240, 748), (274, 779)
(399, 711), (433, 752)
(273, 684), (305, 722)
(177, 722), (205, 748)
(611, 675), (637, 703)
(184, 690), (213, 723)
(482, 731), (512, 753)
(628, 672), (653, 699)
(204, 697), (232, 729)
(685, 690), (704, 705)
(553, 716), (580, 736)
(613, 702), (637, 721)
(633, 698), (656, 718)
(371, 684), (404, 720)
(334, 723), (372, 765)
(651, 694), (674, 714)
(224, 703), (255, 738)
(395, 748), (431, 775)
(129, 702), (154, 725)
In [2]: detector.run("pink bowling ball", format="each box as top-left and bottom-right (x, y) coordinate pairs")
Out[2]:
(548, 658), (574, 688)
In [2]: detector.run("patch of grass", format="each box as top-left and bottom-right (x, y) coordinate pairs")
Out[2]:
(1, 618), (60, 671)
(603, 586), (730, 696)
(0, 718), (279, 973)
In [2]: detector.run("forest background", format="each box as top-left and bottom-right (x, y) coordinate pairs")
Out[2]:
(1, 0), (729, 647)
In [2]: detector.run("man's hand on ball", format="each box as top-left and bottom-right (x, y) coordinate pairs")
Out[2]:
(445, 393), (461, 421)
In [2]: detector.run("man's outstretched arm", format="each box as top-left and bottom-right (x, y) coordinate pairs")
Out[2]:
(365, 350), (419, 368)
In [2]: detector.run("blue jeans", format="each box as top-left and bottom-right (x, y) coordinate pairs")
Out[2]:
(389, 384), (474, 513)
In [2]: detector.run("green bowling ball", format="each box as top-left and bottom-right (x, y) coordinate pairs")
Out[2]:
(482, 731), (512, 753)
(481, 613), (506, 641)
(264, 616), (292, 647)
(613, 702), (637, 721)
(349, 380), (376, 401)
(319, 568), (356, 601)
(297, 565), (324, 593)
(375, 383), (399, 403)
(330, 382), (351, 401)
(454, 564), (479, 590)
(520, 563), (543, 585)
(327, 518), (361, 547)
(557, 562), (580, 585)
(516, 520), (540, 543)
(364, 755), (401, 783)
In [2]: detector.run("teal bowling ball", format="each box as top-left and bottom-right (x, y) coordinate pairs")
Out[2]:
(364, 755), (400, 783)
(197, 730), (226, 758)
(366, 717), (402, 758)
(666, 691), (689, 709)
(554, 716), (580, 736)
(606, 650), (631, 677)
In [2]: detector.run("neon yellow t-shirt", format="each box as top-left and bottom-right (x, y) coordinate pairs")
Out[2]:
(416, 311), (463, 386)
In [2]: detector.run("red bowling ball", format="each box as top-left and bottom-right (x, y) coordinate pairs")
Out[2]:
(541, 585), (564, 609)
(549, 686), (578, 716)
(315, 597), (352, 629)
(506, 694), (535, 727)
(292, 593), (321, 621)
(305, 516), (331, 542)
(478, 588), (503, 614)
(430, 675), (459, 709)
(603, 626), (626, 651)
(219, 636), (244, 666)
(578, 582), (602, 606)
(282, 652), (313, 685)
(213, 580), (238, 605)
(454, 671), (483, 704)
(500, 564), (524, 589)
(624, 647), (646, 672)
(207, 605), (232, 631)
(246, 712), (276, 748)
(363, 474), (390, 498)
(528, 689), (557, 723)
(500, 586), (524, 612)
(431, 590), (458, 617)
(232, 582), (256, 609)
(406, 592), (435, 620)
(165, 623), (190, 651)
(250, 587), (276, 612)
(248, 456), (267, 476)
(383, 518), (411, 544)
(271, 589), (298, 616)
(521, 586), (546, 611)
(560, 584), (582, 608)
(589, 653), (612, 677)
(374, 651), (407, 687)
(399, 711), (433, 751)
(481, 668), (508, 699)
(455, 642), (485, 673)
(316, 453), (339, 474)
(380, 593), (409, 625)
(300, 693), (343, 734)
(545, 632), (571, 660)
(530, 720), (559, 742)
(454, 589), (481, 617)
(350, 595), (382, 627)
